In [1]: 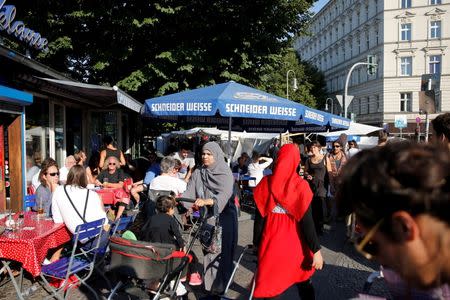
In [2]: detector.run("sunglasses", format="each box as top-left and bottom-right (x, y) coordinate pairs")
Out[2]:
(333, 145), (341, 148)
(355, 219), (384, 260)
(108, 162), (116, 166)
(46, 172), (60, 177)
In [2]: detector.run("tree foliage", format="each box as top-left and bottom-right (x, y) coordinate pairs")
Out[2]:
(255, 49), (328, 108)
(7, 0), (319, 102)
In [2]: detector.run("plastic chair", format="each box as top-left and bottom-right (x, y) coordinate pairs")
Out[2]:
(24, 194), (36, 209)
(39, 219), (105, 300)
(111, 215), (135, 237)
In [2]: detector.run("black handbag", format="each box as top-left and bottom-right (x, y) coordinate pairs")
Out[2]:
(199, 218), (222, 254)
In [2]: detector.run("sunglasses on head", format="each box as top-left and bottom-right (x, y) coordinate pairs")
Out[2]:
(355, 219), (384, 260)
(47, 172), (60, 177)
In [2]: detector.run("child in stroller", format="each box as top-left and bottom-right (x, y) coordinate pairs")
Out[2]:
(108, 196), (205, 300)
(139, 195), (202, 288)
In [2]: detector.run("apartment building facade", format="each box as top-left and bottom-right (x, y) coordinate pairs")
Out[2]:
(295, 0), (449, 135)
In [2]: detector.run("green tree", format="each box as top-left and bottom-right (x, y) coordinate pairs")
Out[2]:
(6, 0), (314, 100)
(256, 49), (328, 108)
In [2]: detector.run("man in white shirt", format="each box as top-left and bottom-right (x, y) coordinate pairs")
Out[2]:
(172, 144), (195, 182)
(59, 155), (76, 184)
(150, 156), (187, 195)
(247, 151), (273, 187)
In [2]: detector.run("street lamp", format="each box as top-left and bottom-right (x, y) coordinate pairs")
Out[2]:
(325, 97), (334, 114)
(286, 70), (298, 100)
(419, 109), (430, 142)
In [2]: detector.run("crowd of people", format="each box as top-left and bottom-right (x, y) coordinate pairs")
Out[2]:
(20, 112), (450, 299)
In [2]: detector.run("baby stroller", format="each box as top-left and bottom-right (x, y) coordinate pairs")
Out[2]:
(107, 198), (208, 300)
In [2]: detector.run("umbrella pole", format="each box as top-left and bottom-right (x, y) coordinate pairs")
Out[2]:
(228, 116), (232, 165)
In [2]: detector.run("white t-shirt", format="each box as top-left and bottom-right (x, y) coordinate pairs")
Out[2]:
(149, 175), (187, 196)
(347, 148), (361, 159)
(247, 158), (273, 187)
(172, 152), (195, 179)
(32, 172), (41, 190)
(59, 166), (70, 183)
(26, 166), (40, 184)
(52, 185), (108, 234)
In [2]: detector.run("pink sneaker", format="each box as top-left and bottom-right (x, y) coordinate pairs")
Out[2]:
(188, 272), (202, 286)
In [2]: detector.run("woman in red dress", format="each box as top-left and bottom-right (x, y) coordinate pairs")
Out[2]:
(253, 143), (323, 299)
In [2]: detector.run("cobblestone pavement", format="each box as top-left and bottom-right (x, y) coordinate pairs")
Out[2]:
(0, 213), (391, 300)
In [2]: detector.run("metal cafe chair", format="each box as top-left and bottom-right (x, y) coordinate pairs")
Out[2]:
(24, 194), (36, 209)
(39, 219), (105, 300)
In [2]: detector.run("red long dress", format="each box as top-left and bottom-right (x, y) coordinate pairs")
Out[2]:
(253, 144), (315, 298)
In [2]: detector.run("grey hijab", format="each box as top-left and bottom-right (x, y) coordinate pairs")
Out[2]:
(200, 142), (233, 197)
(183, 141), (234, 214)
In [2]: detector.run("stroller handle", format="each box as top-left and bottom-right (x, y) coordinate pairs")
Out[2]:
(176, 197), (196, 203)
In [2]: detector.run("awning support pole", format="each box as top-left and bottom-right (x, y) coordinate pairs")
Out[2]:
(228, 117), (232, 165)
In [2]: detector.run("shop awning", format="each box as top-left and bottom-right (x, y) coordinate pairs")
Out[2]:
(35, 77), (142, 112)
(0, 84), (33, 106)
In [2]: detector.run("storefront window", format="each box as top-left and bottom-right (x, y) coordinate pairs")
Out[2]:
(89, 111), (119, 156)
(54, 104), (65, 167)
(25, 99), (49, 186)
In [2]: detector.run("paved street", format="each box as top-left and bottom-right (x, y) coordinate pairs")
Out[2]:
(0, 213), (391, 300)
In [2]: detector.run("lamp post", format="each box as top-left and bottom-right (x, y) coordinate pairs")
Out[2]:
(420, 109), (430, 142)
(325, 97), (334, 114)
(286, 70), (298, 100)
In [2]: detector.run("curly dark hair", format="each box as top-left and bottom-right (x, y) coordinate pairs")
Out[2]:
(431, 112), (450, 141)
(337, 140), (450, 239)
(156, 195), (176, 213)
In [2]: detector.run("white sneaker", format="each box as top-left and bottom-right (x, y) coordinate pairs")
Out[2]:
(169, 280), (187, 296)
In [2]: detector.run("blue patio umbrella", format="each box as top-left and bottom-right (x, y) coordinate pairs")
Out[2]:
(142, 81), (349, 129)
(141, 81), (350, 157)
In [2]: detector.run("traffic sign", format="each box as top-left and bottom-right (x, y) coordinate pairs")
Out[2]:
(395, 115), (407, 128)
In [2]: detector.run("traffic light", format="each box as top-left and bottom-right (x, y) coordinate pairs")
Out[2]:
(367, 55), (378, 76)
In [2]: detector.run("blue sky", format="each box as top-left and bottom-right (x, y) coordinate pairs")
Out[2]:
(311, 0), (329, 13)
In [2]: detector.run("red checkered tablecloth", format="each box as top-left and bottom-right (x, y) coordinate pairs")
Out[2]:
(0, 212), (71, 277)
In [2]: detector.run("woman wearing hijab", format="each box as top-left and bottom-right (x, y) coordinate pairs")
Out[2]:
(253, 144), (323, 300)
(182, 142), (238, 296)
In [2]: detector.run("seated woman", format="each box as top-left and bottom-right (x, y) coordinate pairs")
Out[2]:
(52, 165), (109, 232)
(95, 156), (130, 220)
(52, 165), (109, 258)
(36, 158), (60, 216)
(86, 151), (100, 185)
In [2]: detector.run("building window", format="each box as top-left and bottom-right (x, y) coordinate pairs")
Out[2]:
(366, 34), (370, 50)
(375, 30), (379, 45)
(401, 0), (411, 9)
(429, 55), (441, 74)
(430, 0), (441, 4)
(357, 38), (361, 54)
(400, 23), (411, 41)
(367, 97), (371, 114)
(366, 5), (369, 21)
(430, 21), (441, 39)
(400, 92), (412, 112)
(400, 57), (412, 76)
(376, 95), (381, 112)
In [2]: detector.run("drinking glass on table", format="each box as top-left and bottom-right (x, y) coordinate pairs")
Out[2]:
(37, 198), (45, 218)
(103, 178), (108, 188)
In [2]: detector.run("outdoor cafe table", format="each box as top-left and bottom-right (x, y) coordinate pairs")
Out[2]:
(95, 187), (124, 205)
(0, 212), (71, 299)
